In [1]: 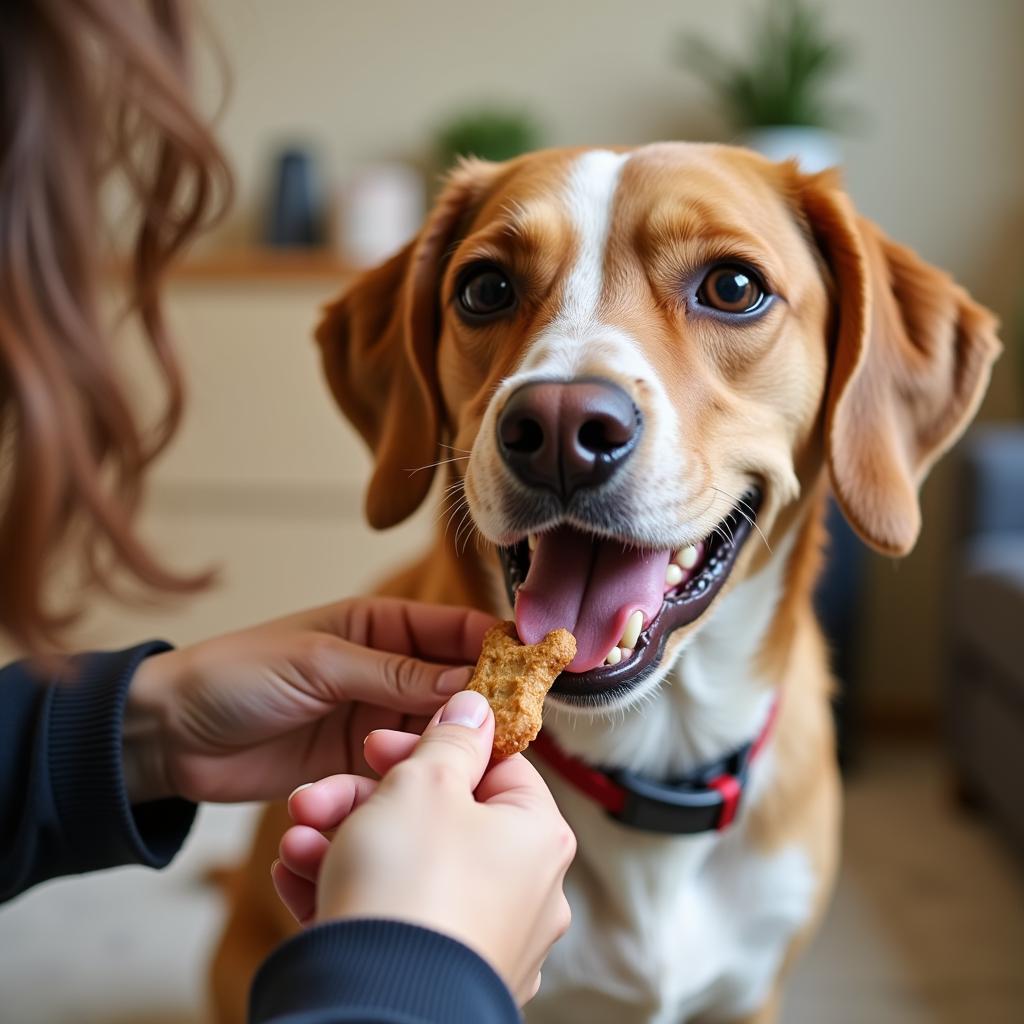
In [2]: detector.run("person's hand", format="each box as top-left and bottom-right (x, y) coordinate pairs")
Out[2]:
(271, 690), (575, 1005)
(121, 598), (496, 804)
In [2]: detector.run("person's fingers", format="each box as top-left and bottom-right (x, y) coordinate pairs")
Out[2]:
(473, 750), (563, 815)
(363, 729), (419, 777)
(301, 633), (476, 711)
(549, 892), (573, 944)
(287, 775), (377, 831)
(514, 890), (570, 1004)
(393, 691), (495, 794)
(475, 754), (577, 879)
(297, 597), (496, 665)
(271, 859), (317, 926)
(527, 971), (543, 1004)
(279, 825), (330, 883)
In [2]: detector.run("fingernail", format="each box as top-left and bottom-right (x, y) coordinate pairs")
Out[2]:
(270, 859), (280, 877)
(436, 665), (472, 696)
(288, 782), (313, 801)
(439, 689), (489, 728)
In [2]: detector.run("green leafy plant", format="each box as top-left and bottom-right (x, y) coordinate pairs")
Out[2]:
(434, 107), (541, 170)
(677, 0), (855, 130)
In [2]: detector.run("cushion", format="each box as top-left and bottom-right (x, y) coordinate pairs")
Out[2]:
(957, 537), (1024, 692)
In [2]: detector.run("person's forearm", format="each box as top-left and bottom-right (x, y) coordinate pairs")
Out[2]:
(0, 644), (196, 903)
(250, 919), (521, 1024)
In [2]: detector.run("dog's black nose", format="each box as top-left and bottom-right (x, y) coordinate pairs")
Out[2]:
(497, 378), (642, 499)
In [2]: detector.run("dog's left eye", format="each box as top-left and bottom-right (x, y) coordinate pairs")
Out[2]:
(457, 264), (516, 320)
(697, 264), (767, 314)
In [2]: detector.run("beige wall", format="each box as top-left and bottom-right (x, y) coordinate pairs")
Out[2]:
(195, 0), (1023, 714)
(201, 0), (1024, 362)
(33, 2), (1021, 713)
(0, 278), (436, 665)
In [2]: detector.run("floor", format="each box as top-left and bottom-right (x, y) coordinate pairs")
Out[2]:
(1, 739), (1022, 1024)
(783, 741), (1024, 1024)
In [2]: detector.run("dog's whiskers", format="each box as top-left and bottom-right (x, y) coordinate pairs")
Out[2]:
(438, 490), (469, 539)
(453, 507), (475, 556)
(406, 454), (470, 477)
(441, 511), (465, 543)
(457, 521), (479, 559)
(438, 498), (464, 527)
(438, 481), (466, 502)
(703, 490), (739, 547)
(710, 485), (772, 554)
(436, 478), (466, 504)
(437, 481), (465, 506)
(716, 509), (737, 547)
(444, 507), (468, 548)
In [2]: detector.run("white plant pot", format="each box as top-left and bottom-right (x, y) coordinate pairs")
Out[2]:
(739, 126), (841, 173)
(334, 163), (426, 268)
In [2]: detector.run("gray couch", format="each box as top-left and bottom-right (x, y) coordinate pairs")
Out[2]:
(949, 425), (1024, 855)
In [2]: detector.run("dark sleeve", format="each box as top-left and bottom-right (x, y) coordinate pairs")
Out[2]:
(0, 643), (197, 903)
(249, 919), (521, 1024)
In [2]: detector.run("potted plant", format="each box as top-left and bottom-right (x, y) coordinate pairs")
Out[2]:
(434, 107), (542, 171)
(676, 0), (856, 171)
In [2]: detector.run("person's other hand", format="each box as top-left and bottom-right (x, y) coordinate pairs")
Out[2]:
(272, 690), (575, 1006)
(122, 598), (495, 803)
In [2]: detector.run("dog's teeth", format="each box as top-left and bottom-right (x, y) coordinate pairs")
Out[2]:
(676, 544), (700, 569)
(527, 534), (538, 551)
(665, 564), (684, 587)
(604, 647), (622, 666)
(619, 610), (643, 650)
(617, 646), (631, 660)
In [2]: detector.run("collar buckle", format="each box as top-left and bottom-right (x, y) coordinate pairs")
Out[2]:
(607, 742), (752, 834)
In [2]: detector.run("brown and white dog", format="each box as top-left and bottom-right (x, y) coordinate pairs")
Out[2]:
(211, 143), (999, 1024)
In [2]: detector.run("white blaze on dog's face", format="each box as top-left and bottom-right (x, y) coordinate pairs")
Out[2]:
(318, 143), (998, 709)
(442, 145), (829, 696)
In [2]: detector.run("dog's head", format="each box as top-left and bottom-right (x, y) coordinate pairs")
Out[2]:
(318, 144), (999, 708)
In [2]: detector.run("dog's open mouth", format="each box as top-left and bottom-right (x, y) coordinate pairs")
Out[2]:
(498, 489), (762, 702)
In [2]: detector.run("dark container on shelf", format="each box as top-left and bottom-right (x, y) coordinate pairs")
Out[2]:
(264, 147), (325, 248)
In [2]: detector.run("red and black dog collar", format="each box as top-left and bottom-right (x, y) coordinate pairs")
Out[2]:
(531, 700), (778, 835)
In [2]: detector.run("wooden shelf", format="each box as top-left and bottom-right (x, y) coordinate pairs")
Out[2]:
(173, 247), (357, 282)
(108, 247), (358, 283)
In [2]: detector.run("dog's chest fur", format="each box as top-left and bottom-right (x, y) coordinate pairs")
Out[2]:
(526, 533), (817, 1023)
(529, 755), (815, 1024)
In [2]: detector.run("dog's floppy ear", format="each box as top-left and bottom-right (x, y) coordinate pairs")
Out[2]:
(800, 171), (1001, 556)
(316, 160), (497, 528)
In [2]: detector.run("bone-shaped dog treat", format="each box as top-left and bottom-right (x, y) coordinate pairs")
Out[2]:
(467, 620), (576, 757)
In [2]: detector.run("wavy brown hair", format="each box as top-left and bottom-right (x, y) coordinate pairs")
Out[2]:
(0, 0), (232, 651)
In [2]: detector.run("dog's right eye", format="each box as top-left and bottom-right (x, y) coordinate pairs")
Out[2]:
(696, 263), (768, 315)
(456, 264), (516, 321)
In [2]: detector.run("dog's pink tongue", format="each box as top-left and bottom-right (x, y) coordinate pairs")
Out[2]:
(515, 527), (672, 673)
